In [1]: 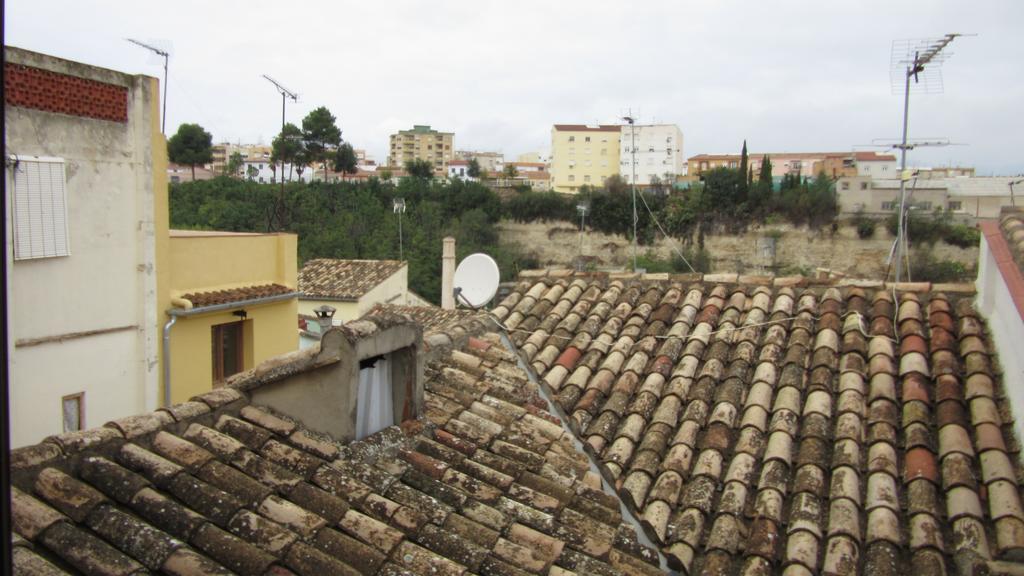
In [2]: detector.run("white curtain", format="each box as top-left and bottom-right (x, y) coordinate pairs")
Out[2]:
(356, 358), (393, 440)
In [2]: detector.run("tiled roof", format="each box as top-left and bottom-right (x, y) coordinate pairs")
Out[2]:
(490, 272), (1024, 575)
(367, 304), (485, 334)
(181, 284), (295, 307)
(1001, 210), (1024, 274)
(9, 316), (662, 575)
(299, 259), (405, 301)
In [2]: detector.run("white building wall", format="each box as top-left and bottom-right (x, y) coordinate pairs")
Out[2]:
(243, 161), (312, 183)
(620, 124), (684, 185)
(5, 49), (160, 447)
(857, 160), (898, 178)
(976, 235), (1024, 444)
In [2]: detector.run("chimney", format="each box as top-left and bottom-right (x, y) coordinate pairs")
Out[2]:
(442, 236), (456, 310)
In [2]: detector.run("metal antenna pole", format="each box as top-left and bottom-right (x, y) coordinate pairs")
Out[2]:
(888, 33), (963, 283)
(126, 39), (169, 133)
(623, 115), (638, 271)
(394, 198), (406, 261)
(1009, 179), (1023, 208)
(262, 75), (298, 195)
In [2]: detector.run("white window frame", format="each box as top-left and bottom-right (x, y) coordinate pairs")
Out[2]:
(8, 155), (71, 260)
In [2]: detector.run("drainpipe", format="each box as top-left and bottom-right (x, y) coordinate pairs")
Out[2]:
(162, 315), (176, 407)
(441, 236), (456, 310)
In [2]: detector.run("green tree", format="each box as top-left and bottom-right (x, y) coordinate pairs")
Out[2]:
(405, 159), (434, 179)
(245, 164), (258, 181)
(738, 140), (749, 203)
(467, 158), (482, 179)
(333, 143), (358, 175)
(301, 107), (342, 180)
(167, 123), (213, 180)
(503, 164), (518, 178)
(271, 123), (304, 181)
(225, 152), (244, 177)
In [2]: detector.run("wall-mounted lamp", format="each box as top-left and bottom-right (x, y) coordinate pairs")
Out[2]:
(233, 309), (248, 319)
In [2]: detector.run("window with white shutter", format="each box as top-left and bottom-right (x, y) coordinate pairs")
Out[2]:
(8, 156), (70, 260)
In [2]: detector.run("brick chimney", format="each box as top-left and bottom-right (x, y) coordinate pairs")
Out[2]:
(442, 236), (456, 310)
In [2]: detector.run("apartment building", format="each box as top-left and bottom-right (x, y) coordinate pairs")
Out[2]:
(454, 150), (504, 173)
(815, 151), (898, 179)
(387, 125), (454, 172)
(620, 123), (684, 185)
(210, 143), (272, 174)
(688, 151), (845, 179)
(549, 124), (621, 193)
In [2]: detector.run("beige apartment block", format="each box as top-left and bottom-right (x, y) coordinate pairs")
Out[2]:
(550, 124), (621, 193)
(455, 150), (505, 173)
(387, 125), (454, 172)
(210, 143), (272, 175)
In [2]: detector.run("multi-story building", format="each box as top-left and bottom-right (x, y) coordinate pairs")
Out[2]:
(814, 151), (898, 179)
(5, 47), (167, 447)
(688, 151), (845, 180)
(210, 143), (272, 174)
(619, 124), (684, 186)
(387, 125), (454, 172)
(549, 124), (621, 193)
(836, 175), (1021, 219)
(454, 150), (504, 173)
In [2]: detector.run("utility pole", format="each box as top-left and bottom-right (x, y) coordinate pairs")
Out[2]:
(623, 115), (638, 271)
(576, 201), (588, 271)
(126, 39), (169, 133)
(394, 198), (406, 261)
(261, 75), (298, 199)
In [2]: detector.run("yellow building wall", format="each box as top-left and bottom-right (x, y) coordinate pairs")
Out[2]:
(297, 267), (408, 323)
(168, 299), (298, 403)
(550, 127), (621, 193)
(169, 233), (297, 295)
(165, 231), (298, 401)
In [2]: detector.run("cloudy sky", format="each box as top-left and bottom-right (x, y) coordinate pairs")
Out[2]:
(6, 1), (1023, 174)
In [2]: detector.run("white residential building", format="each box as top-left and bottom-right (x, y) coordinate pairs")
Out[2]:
(242, 159), (313, 184)
(620, 124), (684, 185)
(447, 159), (477, 181)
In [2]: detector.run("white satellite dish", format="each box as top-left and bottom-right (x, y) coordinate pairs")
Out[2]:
(453, 253), (500, 309)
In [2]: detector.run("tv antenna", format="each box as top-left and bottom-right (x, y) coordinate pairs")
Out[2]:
(453, 254), (500, 309)
(393, 198), (406, 261)
(622, 112), (638, 271)
(1009, 179), (1024, 208)
(262, 75), (298, 198)
(126, 38), (169, 133)
(887, 33), (968, 284)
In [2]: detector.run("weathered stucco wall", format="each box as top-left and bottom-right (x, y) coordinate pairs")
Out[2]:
(5, 47), (164, 447)
(498, 219), (979, 278)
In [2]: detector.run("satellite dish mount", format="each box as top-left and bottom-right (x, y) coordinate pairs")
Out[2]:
(452, 254), (500, 310)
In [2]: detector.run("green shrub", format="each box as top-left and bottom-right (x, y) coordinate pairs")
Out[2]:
(909, 249), (973, 283)
(944, 224), (981, 248)
(857, 219), (876, 239)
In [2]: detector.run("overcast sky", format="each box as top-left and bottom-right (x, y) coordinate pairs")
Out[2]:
(6, 1), (1023, 175)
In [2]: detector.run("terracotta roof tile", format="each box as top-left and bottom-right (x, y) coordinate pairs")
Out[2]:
(484, 272), (1022, 574)
(299, 259), (405, 301)
(181, 283), (295, 307)
(10, 312), (665, 574)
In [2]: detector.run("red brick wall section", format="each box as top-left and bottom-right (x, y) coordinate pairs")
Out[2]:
(4, 63), (128, 122)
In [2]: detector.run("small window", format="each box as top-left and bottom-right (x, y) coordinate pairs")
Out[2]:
(585, 136), (591, 143)
(948, 201), (962, 211)
(881, 201), (896, 211)
(601, 149), (607, 155)
(568, 136), (575, 142)
(860, 182), (869, 190)
(584, 175), (591, 183)
(568, 175), (576, 182)
(9, 156), (70, 260)
(841, 182), (850, 190)
(62, 393), (84, 433)
(212, 321), (245, 382)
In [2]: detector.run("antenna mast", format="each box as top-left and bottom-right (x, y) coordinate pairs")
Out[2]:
(127, 39), (169, 133)
(262, 75), (298, 203)
(888, 34), (963, 284)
